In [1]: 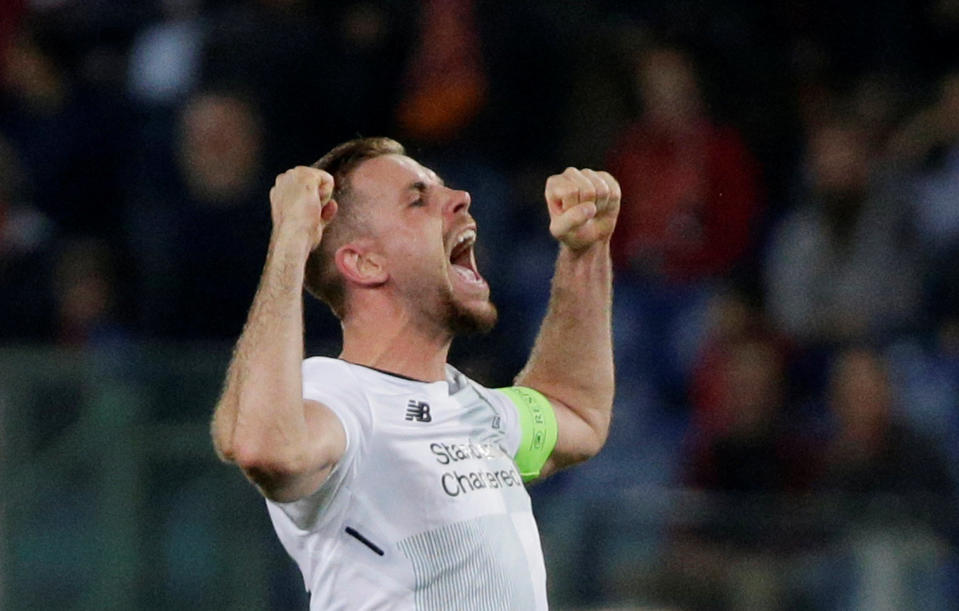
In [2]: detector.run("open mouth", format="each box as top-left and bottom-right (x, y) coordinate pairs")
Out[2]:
(448, 228), (484, 284)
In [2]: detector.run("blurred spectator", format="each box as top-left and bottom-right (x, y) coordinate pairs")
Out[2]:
(685, 330), (812, 504)
(126, 0), (204, 108)
(607, 45), (762, 283)
(886, 324), (959, 484)
(197, 0), (328, 167)
(127, 89), (272, 339)
(407, 1), (571, 168)
(890, 72), (959, 346)
(0, 1), (27, 66)
(607, 44), (763, 403)
(322, 1), (412, 145)
(0, 18), (129, 241)
(881, 65), (959, 438)
(557, 21), (637, 169)
(663, 328), (814, 610)
(51, 237), (125, 346)
(0, 133), (55, 340)
(808, 346), (956, 610)
(177, 91), (262, 204)
(199, 0), (412, 168)
(764, 116), (922, 344)
(849, 73), (910, 152)
(688, 309), (814, 502)
(818, 346), (955, 532)
(890, 71), (959, 253)
(396, 0), (487, 145)
(689, 292), (784, 434)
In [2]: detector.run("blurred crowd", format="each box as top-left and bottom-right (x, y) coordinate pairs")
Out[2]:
(2, 0), (958, 608)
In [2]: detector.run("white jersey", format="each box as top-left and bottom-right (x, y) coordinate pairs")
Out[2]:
(266, 357), (551, 610)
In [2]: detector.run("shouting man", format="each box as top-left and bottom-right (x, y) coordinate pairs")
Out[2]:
(211, 137), (619, 609)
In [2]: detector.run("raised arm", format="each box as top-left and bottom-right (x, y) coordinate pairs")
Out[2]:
(211, 167), (345, 502)
(514, 168), (620, 479)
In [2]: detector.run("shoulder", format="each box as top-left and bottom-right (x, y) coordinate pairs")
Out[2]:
(459, 372), (521, 417)
(302, 356), (357, 383)
(302, 357), (373, 400)
(302, 357), (374, 428)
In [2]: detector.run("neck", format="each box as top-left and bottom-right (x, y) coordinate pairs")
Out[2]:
(338, 300), (452, 382)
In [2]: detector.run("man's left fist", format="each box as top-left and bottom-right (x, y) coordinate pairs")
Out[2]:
(545, 167), (621, 251)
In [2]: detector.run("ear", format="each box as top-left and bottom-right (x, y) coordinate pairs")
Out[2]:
(335, 242), (389, 287)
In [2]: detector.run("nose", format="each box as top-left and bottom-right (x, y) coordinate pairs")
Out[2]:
(443, 187), (471, 218)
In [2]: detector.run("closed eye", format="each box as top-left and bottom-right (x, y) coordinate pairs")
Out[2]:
(409, 198), (425, 208)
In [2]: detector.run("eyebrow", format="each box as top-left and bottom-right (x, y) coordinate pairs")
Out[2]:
(409, 181), (429, 194)
(406, 175), (446, 195)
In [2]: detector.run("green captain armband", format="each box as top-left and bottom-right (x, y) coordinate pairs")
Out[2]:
(497, 386), (558, 482)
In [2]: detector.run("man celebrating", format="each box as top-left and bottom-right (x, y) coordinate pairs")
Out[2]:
(211, 137), (619, 609)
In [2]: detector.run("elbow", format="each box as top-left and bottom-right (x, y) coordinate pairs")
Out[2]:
(583, 415), (612, 460)
(231, 444), (308, 501)
(579, 403), (613, 461)
(230, 442), (266, 472)
(561, 407), (612, 468)
(210, 412), (237, 463)
(230, 441), (303, 477)
(212, 402), (303, 475)
(214, 441), (236, 464)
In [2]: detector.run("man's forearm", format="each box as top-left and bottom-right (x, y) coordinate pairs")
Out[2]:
(212, 227), (312, 465)
(515, 241), (615, 438)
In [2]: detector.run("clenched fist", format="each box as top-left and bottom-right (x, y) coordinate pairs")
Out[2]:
(269, 166), (338, 252)
(545, 168), (621, 251)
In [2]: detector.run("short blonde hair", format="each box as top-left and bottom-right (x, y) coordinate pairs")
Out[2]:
(304, 137), (405, 318)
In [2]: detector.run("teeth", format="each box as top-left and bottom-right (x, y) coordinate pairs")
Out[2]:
(455, 229), (476, 249)
(451, 229), (476, 259)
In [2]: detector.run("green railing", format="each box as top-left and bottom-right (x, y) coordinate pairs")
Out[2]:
(0, 344), (305, 610)
(2, 345), (955, 610)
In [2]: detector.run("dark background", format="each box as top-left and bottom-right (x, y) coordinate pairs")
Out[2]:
(1, 0), (958, 609)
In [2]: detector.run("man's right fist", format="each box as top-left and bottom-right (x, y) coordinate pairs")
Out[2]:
(269, 166), (337, 251)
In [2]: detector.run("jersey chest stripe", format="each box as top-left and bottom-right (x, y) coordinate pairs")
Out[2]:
(396, 515), (533, 610)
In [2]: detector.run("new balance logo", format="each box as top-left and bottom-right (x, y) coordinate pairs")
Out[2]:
(405, 400), (432, 422)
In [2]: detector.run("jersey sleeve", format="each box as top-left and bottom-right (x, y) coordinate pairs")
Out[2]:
(267, 357), (372, 530)
(490, 386), (558, 482)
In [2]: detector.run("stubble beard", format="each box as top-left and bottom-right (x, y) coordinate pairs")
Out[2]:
(440, 289), (498, 336)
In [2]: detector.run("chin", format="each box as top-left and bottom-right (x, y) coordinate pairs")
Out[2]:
(447, 299), (498, 336)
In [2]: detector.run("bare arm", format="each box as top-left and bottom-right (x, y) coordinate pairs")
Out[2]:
(515, 168), (620, 478)
(211, 167), (345, 502)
